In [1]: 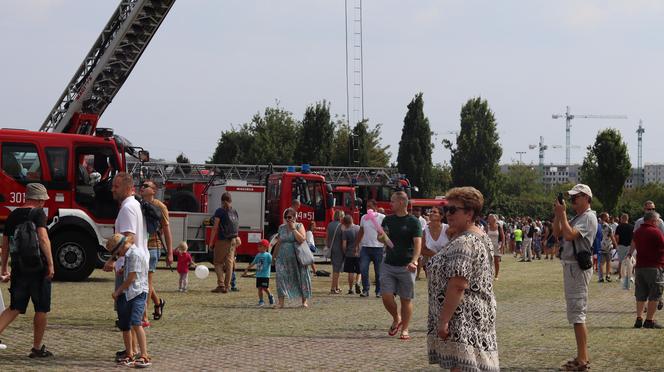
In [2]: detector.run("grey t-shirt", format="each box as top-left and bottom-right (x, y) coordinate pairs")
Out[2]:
(342, 225), (360, 258)
(633, 217), (664, 234)
(123, 247), (149, 301)
(561, 209), (598, 262)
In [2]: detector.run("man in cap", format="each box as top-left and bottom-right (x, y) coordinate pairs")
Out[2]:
(553, 184), (597, 371)
(0, 183), (55, 357)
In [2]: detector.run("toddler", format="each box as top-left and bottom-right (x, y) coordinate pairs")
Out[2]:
(242, 239), (274, 306)
(174, 242), (194, 292)
(307, 221), (318, 275)
(106, 233), (151, 368)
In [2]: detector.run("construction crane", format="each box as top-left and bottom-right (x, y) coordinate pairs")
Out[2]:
(636, 120), (645, 187)
(40, 0), (176, 134)
(529, 136), (560, 171)
(551, 106), (627, 166)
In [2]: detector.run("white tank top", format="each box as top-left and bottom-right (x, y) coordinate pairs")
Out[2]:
(487, 227), (500, 251)
(425, 224), (449, 254)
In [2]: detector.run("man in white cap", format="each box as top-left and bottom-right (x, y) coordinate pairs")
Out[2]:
(0, 183), (54, 357)
(553, 184), (597, 371)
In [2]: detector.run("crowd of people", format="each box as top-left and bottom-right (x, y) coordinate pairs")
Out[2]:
(0, 178), (663, 371)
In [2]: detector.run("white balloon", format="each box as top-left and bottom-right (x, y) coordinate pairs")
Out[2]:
(194, 265), (209, 280)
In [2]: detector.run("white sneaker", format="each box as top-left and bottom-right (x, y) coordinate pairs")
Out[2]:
(0, 341), (7, 350)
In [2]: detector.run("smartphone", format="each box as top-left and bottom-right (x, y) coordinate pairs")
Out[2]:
(557, 192), (564, 205)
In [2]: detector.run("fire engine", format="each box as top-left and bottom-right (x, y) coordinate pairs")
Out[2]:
(0, 0), (413, 280)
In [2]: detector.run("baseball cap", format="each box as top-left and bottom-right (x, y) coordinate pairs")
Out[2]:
(259, 239), (270, 248)
(567, 184), (592, 198)
(25, 183), (49, 201)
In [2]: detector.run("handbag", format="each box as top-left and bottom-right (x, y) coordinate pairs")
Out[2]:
(572, 240), (593, 270)
(296, 240), (315, 266)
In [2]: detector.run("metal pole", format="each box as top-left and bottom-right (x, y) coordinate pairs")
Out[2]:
(345, 0), (351, 165)
(566, 106), (571, 166)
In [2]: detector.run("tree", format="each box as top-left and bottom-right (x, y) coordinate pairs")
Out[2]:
(209, 125), (253, 164)
(330, 118), (351, 166)
(295, 101), (335, 165)
(353, 120), (391, 167)
(209, 105), (300, 165)
(429, 163), (452, 197)
(397, 93), (434, 197)
(176, 152), (191, 174)
(579, 128), (631, 214)
(445, 97), (502, 207)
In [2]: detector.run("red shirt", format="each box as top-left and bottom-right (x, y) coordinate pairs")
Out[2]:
(633, 223), (664, 268)
(174, 251), (193, 274)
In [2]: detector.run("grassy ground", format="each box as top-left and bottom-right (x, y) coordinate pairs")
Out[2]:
(0, 256), (662, 371)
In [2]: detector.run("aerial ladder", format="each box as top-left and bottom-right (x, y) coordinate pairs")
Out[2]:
(40, 0), (176, 135)
(551, 106), (627, 166)
(128, 162), (407, 187)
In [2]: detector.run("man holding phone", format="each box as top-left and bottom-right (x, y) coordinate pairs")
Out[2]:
(553, 184), (597, 371)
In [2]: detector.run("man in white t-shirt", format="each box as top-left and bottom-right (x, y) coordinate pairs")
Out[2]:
(355, 199), (385, 298)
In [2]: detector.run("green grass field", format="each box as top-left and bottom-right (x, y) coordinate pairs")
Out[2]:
(0, 256), (662, 371)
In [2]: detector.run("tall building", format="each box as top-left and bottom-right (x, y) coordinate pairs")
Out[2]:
(644, 164), (664, 184)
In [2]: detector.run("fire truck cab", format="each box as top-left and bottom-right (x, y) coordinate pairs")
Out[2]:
(0, 129), (128, 281)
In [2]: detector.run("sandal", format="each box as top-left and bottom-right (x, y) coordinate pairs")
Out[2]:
(330, 289), (341, 294)
(134, 356), (152, 368)
(117, 356), (134, 367)
(561, 359), (590, 371)
(153, 298), (165, 320)
(388, 321), (402, 336)
(399, 331), (411, 340)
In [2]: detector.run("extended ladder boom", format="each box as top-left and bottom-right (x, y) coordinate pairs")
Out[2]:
(40, 0), (176, 134)
(128, 162), (406, 187)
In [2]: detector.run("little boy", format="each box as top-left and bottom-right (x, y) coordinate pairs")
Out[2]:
(107, 234), (151, 368)
(242, 239), (273, 306)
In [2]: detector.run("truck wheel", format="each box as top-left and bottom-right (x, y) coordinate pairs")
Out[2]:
(169, 191), (200, 212)
(52, 231), (97, 281)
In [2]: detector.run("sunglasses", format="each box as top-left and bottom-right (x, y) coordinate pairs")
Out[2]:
(445, 206), (468, 215)
(140, 183), (153, 189)
(645, 208), (656, 211)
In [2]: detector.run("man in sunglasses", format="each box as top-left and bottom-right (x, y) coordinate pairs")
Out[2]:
(553, 184), (597, 371)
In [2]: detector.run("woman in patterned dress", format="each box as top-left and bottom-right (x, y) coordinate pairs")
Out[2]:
(272, 208), (312, 308)
(426, 187), (499, 371)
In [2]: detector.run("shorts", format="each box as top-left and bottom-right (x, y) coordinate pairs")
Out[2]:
(598, 252), (611, 264)
(380, 263), (416, 300)
(9, 274), (52, 314)
(256, 277), (270, 288)
(562, 262), (592, 324)
(616, 245), (630, 262)
(343, 257), (361, 274)
(515, 241), (522, 251)
(116, 292), (147, 332)
(148, 249), (160, 273)
(634, 268), (664, 302)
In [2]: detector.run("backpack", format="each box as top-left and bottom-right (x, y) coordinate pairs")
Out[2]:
(135, 196), (162, 235)
(219, 208), (239, 239)
(12, 208), (44, 273)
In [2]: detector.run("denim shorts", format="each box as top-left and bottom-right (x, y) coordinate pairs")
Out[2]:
(9, 274), (51, 314)
(148, 249), (160, 273)
(116, 292), (147, 331)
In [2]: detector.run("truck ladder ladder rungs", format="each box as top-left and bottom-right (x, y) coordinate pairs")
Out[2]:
(40, 0), (176, 133)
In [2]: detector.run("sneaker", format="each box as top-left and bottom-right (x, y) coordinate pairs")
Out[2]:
(605, 276), (612, 282)
(347, 289), (354, 295)
(257, 300), (265, 307)
(211, 286), (225, 293)
(354, 283), (361, 294)
(360, 291), (369, 297)
(643, 320), (663, 329)
(376, 292), (381, 298)
(634, 317), (643, 328)
(658, 300), (664, 311)
(268, 294), (275, 305)
(231, 287), (240, 292)
(29, 345), (53, 358)
(598, 278), (604, 283)
(0, 340), (6, 350)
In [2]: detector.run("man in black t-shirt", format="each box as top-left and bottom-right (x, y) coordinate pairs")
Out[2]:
(614, 213), (634, 289)
(0, 183), (54, 357)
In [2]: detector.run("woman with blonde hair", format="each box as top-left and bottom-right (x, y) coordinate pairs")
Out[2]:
(271, 208), (312, 308)
(426, 187), (499, 371)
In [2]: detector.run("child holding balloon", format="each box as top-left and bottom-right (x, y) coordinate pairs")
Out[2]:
(174, 242), (194, 292)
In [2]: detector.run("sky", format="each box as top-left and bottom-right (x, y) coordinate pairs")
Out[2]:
(1, 0), (663, 167)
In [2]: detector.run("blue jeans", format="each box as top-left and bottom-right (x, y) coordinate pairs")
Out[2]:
(360, 247), (383, 294)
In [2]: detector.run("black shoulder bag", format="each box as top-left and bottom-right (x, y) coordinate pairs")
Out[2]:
(572, 240), (593, 270)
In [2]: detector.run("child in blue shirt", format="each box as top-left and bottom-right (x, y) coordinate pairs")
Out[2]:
(242, 239), (273, 306)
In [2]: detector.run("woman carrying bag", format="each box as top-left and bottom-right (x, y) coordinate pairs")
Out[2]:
(272, 208), (313, 308)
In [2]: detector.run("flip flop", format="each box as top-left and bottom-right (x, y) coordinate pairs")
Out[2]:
(399, 331), (411, 340)
(388, 321), (402, 336)
(153, 298), (165, 320)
